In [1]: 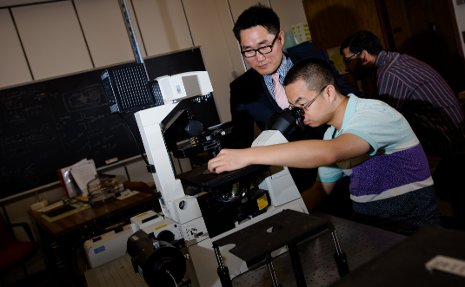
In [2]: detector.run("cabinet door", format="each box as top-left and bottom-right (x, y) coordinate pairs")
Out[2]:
(12, 1), (93, 80)
(0, 9), (31, 88)
(228, 0), (268, 21)
(74, 0), (135, 68)
(228, 0), (308, 42)
(270, 0), (308, 33)
(132, 0), (193, 57)
(182, 0), (245, 123)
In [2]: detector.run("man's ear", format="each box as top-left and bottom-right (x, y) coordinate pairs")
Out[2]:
(360, 50), (373, 64)
(325, 85), (337, 103)
(278, 30), (285, 43)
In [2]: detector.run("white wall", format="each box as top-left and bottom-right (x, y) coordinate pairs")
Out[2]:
(270, 0), (308, 33)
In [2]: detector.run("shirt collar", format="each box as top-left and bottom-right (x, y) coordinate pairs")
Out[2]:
(265, 54), (293, 83)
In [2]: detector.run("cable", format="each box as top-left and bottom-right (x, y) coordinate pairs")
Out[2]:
(165, 269), (178, 287)
(117, 113), (149, 166)
(180, 0), (195, 47)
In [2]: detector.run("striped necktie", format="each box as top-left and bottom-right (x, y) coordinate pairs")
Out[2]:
(272, 72), (289, 109)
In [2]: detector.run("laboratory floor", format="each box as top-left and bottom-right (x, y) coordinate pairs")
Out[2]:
(1, 270), (50, 287)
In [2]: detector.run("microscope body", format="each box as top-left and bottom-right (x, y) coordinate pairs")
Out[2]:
(134, 71), (307, 287)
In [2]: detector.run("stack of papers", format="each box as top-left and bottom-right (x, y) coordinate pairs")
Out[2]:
(58, 158), (97, 197)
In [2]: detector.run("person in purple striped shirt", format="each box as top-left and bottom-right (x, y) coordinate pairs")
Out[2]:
(340, 30), (465, 169)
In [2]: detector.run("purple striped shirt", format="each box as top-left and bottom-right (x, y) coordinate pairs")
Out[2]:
(375, 51), (465, 155)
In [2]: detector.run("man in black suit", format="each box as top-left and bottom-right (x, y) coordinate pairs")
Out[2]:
(226, 4), (354, 194)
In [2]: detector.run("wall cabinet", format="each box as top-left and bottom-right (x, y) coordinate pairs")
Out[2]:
(12, 1), (93, 81)
(0, 9), (31, 87)
(132, 0), (193, 56)
(0, 0), (309, 121)
(74, 0), (135, 68)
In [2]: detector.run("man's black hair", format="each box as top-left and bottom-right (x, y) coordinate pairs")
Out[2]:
(284, 58), (337, 92)
(233, 4), (280, 41)
(340, 30), (384, 56)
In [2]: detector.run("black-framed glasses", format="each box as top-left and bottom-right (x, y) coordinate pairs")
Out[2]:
(241, 34), (279, 58)
(289, 85), (327, 112)
(343, 51), (360, 63)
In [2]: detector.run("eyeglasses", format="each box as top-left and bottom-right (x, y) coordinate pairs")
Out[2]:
(289, 85), (327, 113)
(241, 34), (279, 58)
(343, 52), (360, 63)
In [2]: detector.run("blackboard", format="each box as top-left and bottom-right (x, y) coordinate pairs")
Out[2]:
(0, 48), (205, 199)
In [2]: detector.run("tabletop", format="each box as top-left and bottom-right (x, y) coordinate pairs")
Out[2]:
(29, 191), (155, 238)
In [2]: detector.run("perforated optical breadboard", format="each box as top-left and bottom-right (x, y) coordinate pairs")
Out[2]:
(101, 64), (156, 113)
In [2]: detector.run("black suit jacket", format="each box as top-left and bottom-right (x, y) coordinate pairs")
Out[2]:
(227, 43), (355, 148)
(224, 43), (355, 191)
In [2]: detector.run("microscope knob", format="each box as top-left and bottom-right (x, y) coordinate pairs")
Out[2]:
(157, 230), (175, 242)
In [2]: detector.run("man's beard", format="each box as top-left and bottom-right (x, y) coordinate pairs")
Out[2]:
(351, 59), (376, 80)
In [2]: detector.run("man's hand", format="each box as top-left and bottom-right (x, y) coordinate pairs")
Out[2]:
(208, 148), (251, 173)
